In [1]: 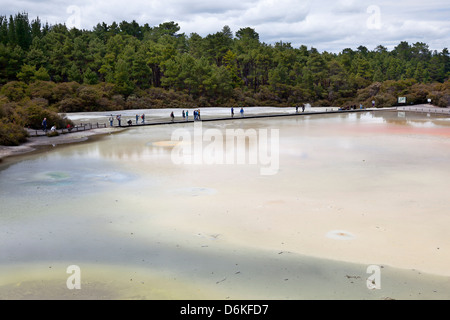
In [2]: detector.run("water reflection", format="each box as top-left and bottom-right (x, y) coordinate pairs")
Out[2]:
(374, 110), (450, 128)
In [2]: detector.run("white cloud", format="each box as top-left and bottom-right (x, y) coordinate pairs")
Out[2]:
(238, 0), (311, 24)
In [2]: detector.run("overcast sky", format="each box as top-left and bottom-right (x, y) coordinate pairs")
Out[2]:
(1, 0), (449, 53)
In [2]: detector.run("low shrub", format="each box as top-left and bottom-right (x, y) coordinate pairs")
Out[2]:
(0, 120), (29, 146)
(46, 130), (59, 137)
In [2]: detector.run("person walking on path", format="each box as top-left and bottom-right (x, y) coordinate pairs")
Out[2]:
(197, 109), (201, 120)
(186, 110), (189, 121)
(170, 111), (175, 122)
(182, 110), (185, 119)
(231, 107), (234, 118)
(240, 107), (244, 117)
(302, 105), (305, 112)
(141, 113), (145, 124)
(109, 115), (114, 127)
(117, 114), (121, 126)
(136, 114), (139, 124)
(42, 118), (47, 132)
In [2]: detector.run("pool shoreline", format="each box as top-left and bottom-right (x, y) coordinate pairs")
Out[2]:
(3, 104), (447, 161)
(0, 107), (396, 161)
(0, 126), (125, 162)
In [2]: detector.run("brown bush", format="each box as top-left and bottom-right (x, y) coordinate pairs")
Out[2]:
(373, 93), (397, 108)
(20, 99), (73, 130)
(28, 81), (57, 103)
(56, 97), (85, 113)
(437, 94), (450, 107)
(0, 120), (28, 146)
(52, 82), (80, 101)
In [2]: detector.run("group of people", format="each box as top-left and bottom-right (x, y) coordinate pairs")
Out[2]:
(230, 107), (245, 117)
(107, 106), (291, 127)
(295, 105), (306, 113)
(108, 114), (146, 126)
(109, 114), (122, 126)
(41, 117), (56, 133)
(42, 117), (74, 133)
(136, 114), (145, 124)
(181, 109), (201, 121)
(108, 110), (198, 126)
(339, 104), (365, 111)
(106, 107), (252, 127)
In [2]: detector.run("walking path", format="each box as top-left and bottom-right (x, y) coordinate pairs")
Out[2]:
(25, 107), (369, 136)
(26, 104), (450, 137)
(396, 104), (450, 114)
(2, 105), (448, 160)
(26, 122), (108, 137)
(64, 107), (392, 131)
(23, 104), (450, 138)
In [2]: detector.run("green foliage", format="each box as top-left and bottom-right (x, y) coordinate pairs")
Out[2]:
(16, 64), (36, 83)
(83, 67), (98, 85)
(0, 11), (448, 144)
(113, 59), (133, 95)
(34, 66), (50, 81)
(0, 81), (28, 101)
(16, 64), (50, 83)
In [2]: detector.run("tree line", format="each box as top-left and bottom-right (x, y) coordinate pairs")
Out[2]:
(0, 12), (449, 145)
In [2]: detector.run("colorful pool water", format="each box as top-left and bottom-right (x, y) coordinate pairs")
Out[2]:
(1, 110), (449, 299)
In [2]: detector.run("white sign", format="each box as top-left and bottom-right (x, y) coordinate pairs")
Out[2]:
(398, 97), (406, 104)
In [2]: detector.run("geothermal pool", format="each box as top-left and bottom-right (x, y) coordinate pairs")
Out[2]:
(1, 110), (450, 299)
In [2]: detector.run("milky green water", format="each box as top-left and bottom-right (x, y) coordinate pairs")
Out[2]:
(1, 111), (450, 300)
